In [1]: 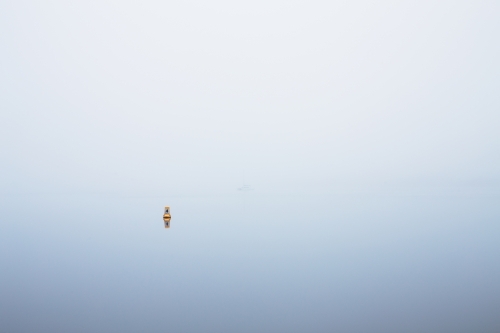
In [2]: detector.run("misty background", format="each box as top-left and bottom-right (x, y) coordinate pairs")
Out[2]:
(1, 1), (500, 333)
(1, 0), (499, 195)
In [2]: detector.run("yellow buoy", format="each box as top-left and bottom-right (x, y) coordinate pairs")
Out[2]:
(163, 206), (171, 219)
(163, 217), (171, 228)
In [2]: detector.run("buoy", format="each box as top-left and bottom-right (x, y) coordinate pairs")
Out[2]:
(163, 206), (171, 219)
(163, 217), (171, 228)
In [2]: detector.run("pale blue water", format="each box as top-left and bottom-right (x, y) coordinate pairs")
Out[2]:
(1, 192), (499, 332)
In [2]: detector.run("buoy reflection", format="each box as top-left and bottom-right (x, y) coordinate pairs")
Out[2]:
(163, 217), (171, 229)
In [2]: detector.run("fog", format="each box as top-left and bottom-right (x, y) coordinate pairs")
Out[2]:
(1, 1), (499, 332)
(1, 0), (499, 194)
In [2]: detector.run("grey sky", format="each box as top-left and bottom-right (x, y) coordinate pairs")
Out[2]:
(1, 0), (499, 194)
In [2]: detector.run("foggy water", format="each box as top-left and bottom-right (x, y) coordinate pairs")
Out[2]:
(1, 191), (499, 333)
(2, 0), (500, 331)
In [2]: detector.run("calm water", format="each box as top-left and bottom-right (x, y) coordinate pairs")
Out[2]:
(1, 191), (499, 332)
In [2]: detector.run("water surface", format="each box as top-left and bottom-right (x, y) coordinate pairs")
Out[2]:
(1, 191), (499, 332)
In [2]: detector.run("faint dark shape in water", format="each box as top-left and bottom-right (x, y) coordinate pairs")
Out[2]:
(238, 184), (253, 191)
